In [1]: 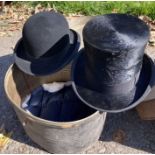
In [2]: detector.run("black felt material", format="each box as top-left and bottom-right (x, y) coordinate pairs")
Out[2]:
(83, 14), (149, 88)
(83, 14), (149, 52)
(23, 11), (70, 59)
(72, 50), (154, 112)
(24, 85), (95, 122)
(14, 11), (80, 76)
(71, 14), (152, 112)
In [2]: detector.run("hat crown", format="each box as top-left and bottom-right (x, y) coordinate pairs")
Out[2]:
(22, 11), (70, 58)
(83, 13), (150, 52)
(80, 13), (150, 106)
(82, 14), (150, 85)
(72, 14), (152, 111)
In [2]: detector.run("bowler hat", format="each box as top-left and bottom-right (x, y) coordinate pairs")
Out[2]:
(71, 14), (155, 113)
(14, 11), (80, 75)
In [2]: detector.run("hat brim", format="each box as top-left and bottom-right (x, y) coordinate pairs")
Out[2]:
(14, 29), (80, 76)
(71, 49), (155, 113)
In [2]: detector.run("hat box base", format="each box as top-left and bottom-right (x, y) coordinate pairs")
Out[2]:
(4, 64), (106, 154)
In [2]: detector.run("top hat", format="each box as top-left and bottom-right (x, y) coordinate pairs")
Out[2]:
(14, 11), (80, 76)
(71, 13), (155, 113)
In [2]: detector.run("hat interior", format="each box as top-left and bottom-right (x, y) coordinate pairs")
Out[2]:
(6, 65), (96, 122)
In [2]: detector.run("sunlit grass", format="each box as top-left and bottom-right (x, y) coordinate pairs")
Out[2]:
(14, 1), (155, 19)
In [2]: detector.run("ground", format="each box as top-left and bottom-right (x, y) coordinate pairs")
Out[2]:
(0, 16), (155, 154)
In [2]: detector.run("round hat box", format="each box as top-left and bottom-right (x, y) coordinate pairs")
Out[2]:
(4, 64), (106, 154)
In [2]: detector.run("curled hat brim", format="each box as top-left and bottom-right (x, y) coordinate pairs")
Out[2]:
(71, 49), (155, 113)
(14, 29), (80, 76)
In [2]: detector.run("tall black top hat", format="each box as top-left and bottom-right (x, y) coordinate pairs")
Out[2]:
(14, 11), (80, 75)
(72, 14), (155, 112)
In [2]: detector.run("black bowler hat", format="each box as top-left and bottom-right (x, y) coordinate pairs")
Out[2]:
(71, 14), (155, 113)
(14, 11), (80, 76)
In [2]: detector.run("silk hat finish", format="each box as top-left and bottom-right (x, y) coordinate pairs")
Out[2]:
(14, 11), (80, 76)
(71, 13), (155, 112)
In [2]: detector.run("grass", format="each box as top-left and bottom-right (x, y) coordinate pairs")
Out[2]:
(14, 1), (155, 19)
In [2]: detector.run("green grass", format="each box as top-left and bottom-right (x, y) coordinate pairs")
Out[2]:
(14, 1), (155, 19)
